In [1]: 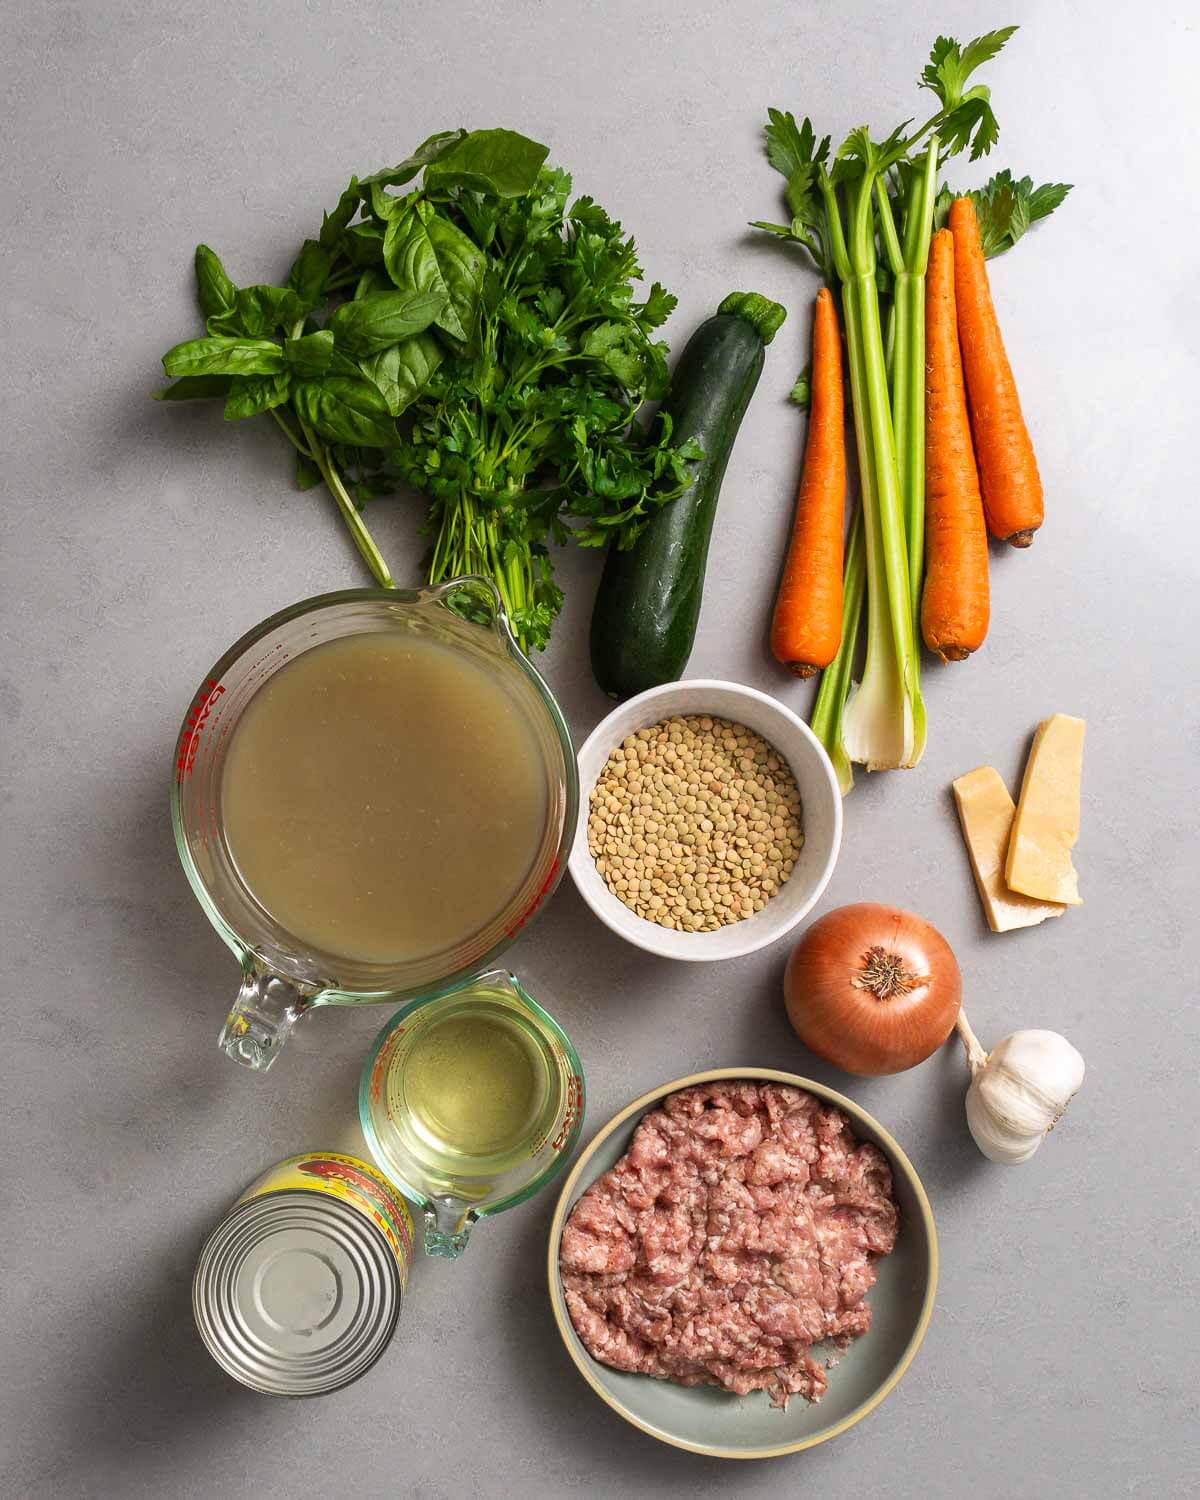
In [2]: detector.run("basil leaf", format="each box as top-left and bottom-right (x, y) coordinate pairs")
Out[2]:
(383, 200), (483, 342)
(208, 284), (303, 337)
(343, 221), (385, 268)
(360, 331), (443, 416)
(329, 347), (366, 378)
(319, 176), (361, 249)
(358, 131), (466, 190)
(328, 289), (445, 356)
(287, 239), (332, 310)
(224, 373), (291, 420)
(368, 182), (417, 223)
(162, 336), (286, 378)
(296, 451), (321, 490)
(294, 377), (397, 447)
(152, 374), (232, 401)
(194, 245), (236, 319)
(422, 128), (548, 198)
(284, 330), (335, 376)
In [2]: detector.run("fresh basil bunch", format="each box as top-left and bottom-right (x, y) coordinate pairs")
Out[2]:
(157, 128), (696, 652)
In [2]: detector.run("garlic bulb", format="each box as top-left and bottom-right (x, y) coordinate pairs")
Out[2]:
(957, 1014), (1085, 1164)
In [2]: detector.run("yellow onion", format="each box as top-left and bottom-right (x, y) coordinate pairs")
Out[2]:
(783, 903), (961, 1075)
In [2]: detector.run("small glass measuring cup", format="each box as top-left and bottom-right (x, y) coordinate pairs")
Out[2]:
(359, 970), (584, 1257)
(171, 579), (578, 1073)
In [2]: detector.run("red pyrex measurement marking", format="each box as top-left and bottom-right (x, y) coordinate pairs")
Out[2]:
(505, 857), (560, 940)
(551, 1073), (584, 1151)
(370, 1036), (401, 1112)
(176, 679), (225, 781)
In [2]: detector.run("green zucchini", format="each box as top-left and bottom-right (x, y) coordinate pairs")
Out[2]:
(589, 291), (786, 698)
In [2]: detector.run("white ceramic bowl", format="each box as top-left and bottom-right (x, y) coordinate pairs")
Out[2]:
(568, 680), (842, 960)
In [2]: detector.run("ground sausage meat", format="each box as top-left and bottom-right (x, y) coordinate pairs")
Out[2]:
(559, 1081), (898, 1408)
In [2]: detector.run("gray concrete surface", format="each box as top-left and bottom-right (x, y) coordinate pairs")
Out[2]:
(2, 2), (1196, 1496)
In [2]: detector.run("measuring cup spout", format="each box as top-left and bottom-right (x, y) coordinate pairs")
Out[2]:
(420, 575), (515, 653)
(219, 965), (315, 1071)
(422, 1196), (477, 1259)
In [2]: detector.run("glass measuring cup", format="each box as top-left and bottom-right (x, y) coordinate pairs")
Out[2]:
(171, 580), (578, 1072)
(359, 970), (584, 1257)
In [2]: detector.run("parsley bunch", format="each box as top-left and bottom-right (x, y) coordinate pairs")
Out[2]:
(157, 129), (693, 652)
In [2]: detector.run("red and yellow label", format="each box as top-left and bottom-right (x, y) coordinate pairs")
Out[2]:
(240, 1153), (414, 1285)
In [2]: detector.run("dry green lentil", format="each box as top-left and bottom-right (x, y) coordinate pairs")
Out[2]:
(586, 714), (804, 931)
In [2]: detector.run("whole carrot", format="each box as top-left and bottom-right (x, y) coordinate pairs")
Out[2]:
(922, 229), (989, 661)
(771, 287), (845, 675)
(949, 196), (1043, 547)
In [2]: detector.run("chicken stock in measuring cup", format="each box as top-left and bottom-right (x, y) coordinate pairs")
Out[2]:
(171, 579), (578, 1071)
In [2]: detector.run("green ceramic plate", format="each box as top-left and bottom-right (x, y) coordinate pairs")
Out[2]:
(546, 1068), (937, 1459)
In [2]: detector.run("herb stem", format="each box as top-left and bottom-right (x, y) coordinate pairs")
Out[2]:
(296, 416), (395, 588)
(903, 107), (950, 153)
(269, 407), (313, 459)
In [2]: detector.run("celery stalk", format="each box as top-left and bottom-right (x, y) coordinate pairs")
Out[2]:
(894, 140), (940, 651)
(810, 505), (865, 795)
(835, 159), (924, 770)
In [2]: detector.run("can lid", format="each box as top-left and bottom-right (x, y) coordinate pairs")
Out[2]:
(194, 1191), (400, 1396)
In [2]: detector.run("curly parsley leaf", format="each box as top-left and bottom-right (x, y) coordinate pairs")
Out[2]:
(635, 282), (678, 331)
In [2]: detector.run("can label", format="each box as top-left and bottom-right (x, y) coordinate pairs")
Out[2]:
(239, 1153), (414, 1286)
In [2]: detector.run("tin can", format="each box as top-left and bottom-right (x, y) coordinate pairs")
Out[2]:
(193, 1153), (414, 1396)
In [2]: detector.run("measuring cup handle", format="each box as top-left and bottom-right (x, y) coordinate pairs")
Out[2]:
(422, 1198), (477, 1258)
(218, 967), (313, 1071)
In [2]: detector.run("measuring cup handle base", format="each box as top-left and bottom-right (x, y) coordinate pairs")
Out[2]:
(219, 969), (312, 1072)
(421, 1226), (471, 1258)
(421, 1201), (476, 1259)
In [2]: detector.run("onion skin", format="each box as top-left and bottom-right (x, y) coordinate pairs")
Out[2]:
(783, 903), (962, 1076)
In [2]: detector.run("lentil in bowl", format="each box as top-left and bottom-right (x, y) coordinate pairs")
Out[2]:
(568, 680), (842, 962)
(587, 714), (805, 933)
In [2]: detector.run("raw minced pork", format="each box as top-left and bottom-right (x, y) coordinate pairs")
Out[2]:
(559, 1081), (898, 1409)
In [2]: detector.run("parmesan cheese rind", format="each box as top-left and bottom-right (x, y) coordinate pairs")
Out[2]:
(952, 766), (1067, 931)
(1005, 715), (1086, 905)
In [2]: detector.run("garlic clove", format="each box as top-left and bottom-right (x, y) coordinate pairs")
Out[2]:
(964, 1029), (1085, 1165)
(966, 1077), (1045, 1162)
